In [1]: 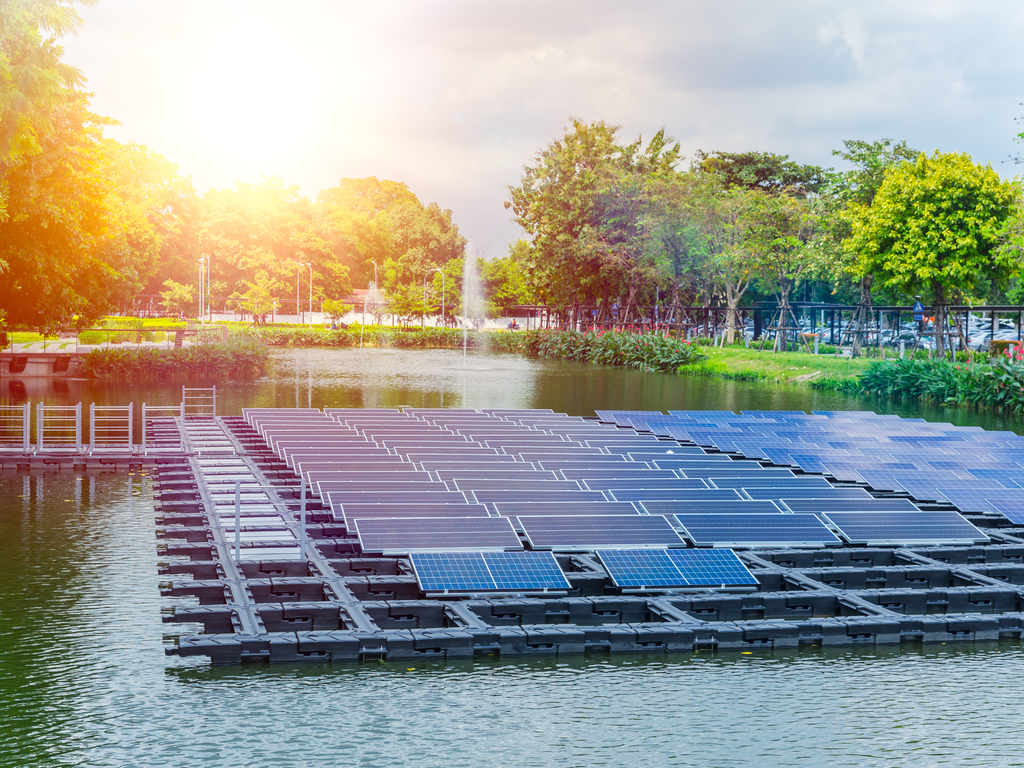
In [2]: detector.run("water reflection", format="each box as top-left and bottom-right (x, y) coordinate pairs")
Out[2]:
(2, 347), (1021, 434)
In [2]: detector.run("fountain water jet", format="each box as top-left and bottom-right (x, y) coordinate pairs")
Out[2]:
(461, 256), (485, 364)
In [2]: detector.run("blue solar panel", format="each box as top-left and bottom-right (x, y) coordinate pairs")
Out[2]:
(354, 516), (522, 554)
(988, 499), (1024, 525)
(609, 488), (743, 502)
(934, 487), (1024, 514)
(597, 548), (758, 588)
(517, 515), (686, 550)
(823, 511), (990, 546)
(409, 551), (571, 593)
(674, 513), (842, 548)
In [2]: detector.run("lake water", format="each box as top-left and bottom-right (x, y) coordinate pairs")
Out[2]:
(2, 348), (1023, 767)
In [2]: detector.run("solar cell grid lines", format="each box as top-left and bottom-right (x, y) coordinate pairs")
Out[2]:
(333, 503), (489, 524)
(709, 477), (834, 489)
(452, 479), (584, 491)
(823, 511), (991, 546)
(598, 548), (759, 589)
(354, 516), (523, 554)
(410, 551), (571, 593)
(516, 515), (686, 550)
(639, 500), (784, 515)
(609, 488), (739, 502)
(741, 487), (875, 500)
(558, 469), (680, 480)
(492, 501), (641, 516)
(988, 499), (1024, 525)
(934, 487), (1024, 514)
(780, 498), (920, 513)
(580, 478), (710, 491)
(674, 513), (842, 548)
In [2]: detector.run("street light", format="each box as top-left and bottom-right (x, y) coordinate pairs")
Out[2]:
(306, 263), (313, 326)
(198, 256), (208, 320)
(296, 262), (311, 324)
(427, 268), (444, 329)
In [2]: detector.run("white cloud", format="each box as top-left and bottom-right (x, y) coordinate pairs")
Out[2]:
(60, 0), (1024, 256)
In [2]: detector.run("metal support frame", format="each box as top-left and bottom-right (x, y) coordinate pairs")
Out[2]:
(36, 402), (82, 452)
(0, 403), (32, 453)
(232, 478), (308, 564)
(89, 402), (134, 453)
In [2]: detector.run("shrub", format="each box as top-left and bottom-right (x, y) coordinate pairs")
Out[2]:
(81, 337), (268, 380)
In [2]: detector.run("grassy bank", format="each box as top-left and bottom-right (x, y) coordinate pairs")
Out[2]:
(679, 347), (874, 390)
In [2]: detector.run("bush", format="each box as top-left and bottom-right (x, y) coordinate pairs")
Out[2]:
(81, 337), (268, 380)
(859, 357), (1024, 413)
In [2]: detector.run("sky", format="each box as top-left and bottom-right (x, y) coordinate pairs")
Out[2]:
(61, 0), (1024, 256)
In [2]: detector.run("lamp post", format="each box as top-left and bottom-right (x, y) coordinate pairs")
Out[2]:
(427, 268), (444, 328)
(198, 256), (208, 320)
(305, 263), (313, 326)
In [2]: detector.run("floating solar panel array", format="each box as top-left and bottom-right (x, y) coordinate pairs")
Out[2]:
(599, 408), (1017, 543)
(238, 405), (1024, 593)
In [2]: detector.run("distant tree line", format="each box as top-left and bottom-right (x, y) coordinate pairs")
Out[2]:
(0, 0), (531, 332)
(507, 119), (1024, 354)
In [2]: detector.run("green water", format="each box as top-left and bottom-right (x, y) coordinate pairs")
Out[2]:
(2, 348), (1023, 767)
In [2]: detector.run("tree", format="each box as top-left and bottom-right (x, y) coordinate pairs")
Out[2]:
(747, 192), (820, 351)
(322, 298), (353, 325)
(159, 279), (193, 317)
(0, 0), (92, 172)
(0, 91), (139, 331)
(506, 120), (679, 316)
(696, 150), (827, 196)
(849, 151), (1020, 355)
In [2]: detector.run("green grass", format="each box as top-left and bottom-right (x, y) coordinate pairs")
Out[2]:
(679, 347), (874, 386)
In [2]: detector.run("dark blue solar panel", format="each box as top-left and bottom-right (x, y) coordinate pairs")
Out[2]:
(823, 511), (990, 546)
(493, 501), (640, 516)
(609, 488), (743, 502)
(483, 551), (571, 590)
(581, 478), (709, 491)
(597, 548), (758, 588)
(674, 513), (841, 548)
(639, 500), (784, 515)
(780, 498), (920, 514)
(988, 499), (1024, 525)
(936, 487), (1024, 513)
(742, 487), (874, 500)
(517, 515), (685, 550)
(354, 516), (522, 554)
(709, 476), (833, 489)
(409, 551), (570, 592)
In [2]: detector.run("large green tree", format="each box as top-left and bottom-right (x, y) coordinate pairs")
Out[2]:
(0, 92), (140, 330)
(0, 0), (91, 172)
(848, 151), (1020, 355)
(506, 120), (680, 317)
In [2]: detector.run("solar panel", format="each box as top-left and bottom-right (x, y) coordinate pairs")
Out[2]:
(823, 511), (991, 546)
(493, 501), (641, 516)
(779, 498), (921, 513)
(326, 491), (469, 507)
(538, 461), (651, 471)
(354, 516), (523, 554)
(517, 515), (685, 551)
(452, 479), (583, 492)
(580, 478), (710, 491)
(674, 513), (842, 548)
(741, 487), (874, 500)
(639, 500), (784, 515)
(709, 476), (834, 489)
(409, 550), (572, 594)
(609, 488), (742, 502)
(934, 487), (1024, 514)
(988, 499), (1024, 525)
(597, 548), (759, 589)
(558, 469), (680, 480)
(334, 503), (489, 525)
(472, 490), (607, 504)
